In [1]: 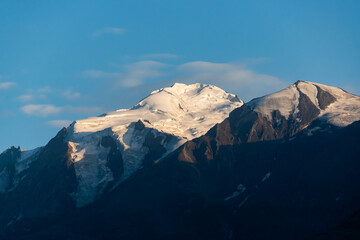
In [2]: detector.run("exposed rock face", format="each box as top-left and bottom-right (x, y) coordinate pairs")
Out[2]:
(100, 136), (124, 191)
(0, 147), (21, 193)
(296, 87), (320, 127)
(315, 85), (337, 110)
(0, 128), (77, 236)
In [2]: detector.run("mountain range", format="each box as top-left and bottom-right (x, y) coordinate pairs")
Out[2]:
(1, 81), (360, 240)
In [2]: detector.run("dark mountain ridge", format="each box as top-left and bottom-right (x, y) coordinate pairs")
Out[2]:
(9, 119), (360, 240)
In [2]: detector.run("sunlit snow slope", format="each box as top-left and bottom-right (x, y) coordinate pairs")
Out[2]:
(248, 81), (360, 127)
(66, 83), (243, 206)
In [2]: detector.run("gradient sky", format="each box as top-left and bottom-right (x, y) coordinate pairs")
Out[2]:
(1, 0), (359, 151)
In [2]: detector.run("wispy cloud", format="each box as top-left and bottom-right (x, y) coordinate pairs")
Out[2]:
(92, 27), (126, 37)
(16, 94), (35, 102)
(16, 87), (82, 102)
(21, 104), (62, 117)
(174, 61), (287, 101)
(120, 61), (168, 87)
(14, 87), (50, 102)
(46, 120), (73, 128)
(0, 82), (16, 89)
(37, 86), (52, 93)
(82, 61), (169, 88)
(63, 89), (81, 100)
(21, 104), (102, 117)
(81, 60), (287, 101)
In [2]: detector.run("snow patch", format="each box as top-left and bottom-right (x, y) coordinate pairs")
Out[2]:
(238, 196), (249, 208)
(297, 81), (319, 107)
(2, 147), (42, 192)
(6, 211), (23, 227)
(307, 126), (322, 136)
(249, 84), (300, 121)
(68, 130), (114, 207)
(225, 184), (245, 201)
(261, 172), (271, 182)
(320, 95), (360, 127)
(16, 147), (41, 174)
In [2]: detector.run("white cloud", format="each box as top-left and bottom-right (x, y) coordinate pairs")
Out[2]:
(0, 82), (16, 89)
(15, 93), (47, 102)
(173, 61), (287, 101)
(140, 53), (179, 60)
(120, 61), (168, 87)
(16, 94), (35, 102)
(63, 89), (81, 100)
(82, 61), (168, 88)
(80, 60), (287, 101)
(21, 104), (102, 117)
(21, 104), (62, 117)
(46, 120), (73, 128)
(15, 87), (50, 102)
(92, 27), (126, 37)
(178, 61), (232, 72)
(17, 87), (81, 102)
(37, 86), (52, 93)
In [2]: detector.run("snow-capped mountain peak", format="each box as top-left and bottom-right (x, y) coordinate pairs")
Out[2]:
(248, 80), (360, 127)
(71, 83), (242, 138)
(65, 83), (243, 206)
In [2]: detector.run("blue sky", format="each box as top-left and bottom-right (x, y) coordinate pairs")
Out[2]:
(1, 0), (359, 150)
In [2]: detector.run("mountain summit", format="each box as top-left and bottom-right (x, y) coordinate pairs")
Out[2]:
(212, 80), (360, 144)
(66, 83), (243, 206)
(249, 80), (360, 127)
(70, 82), (242, 139)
